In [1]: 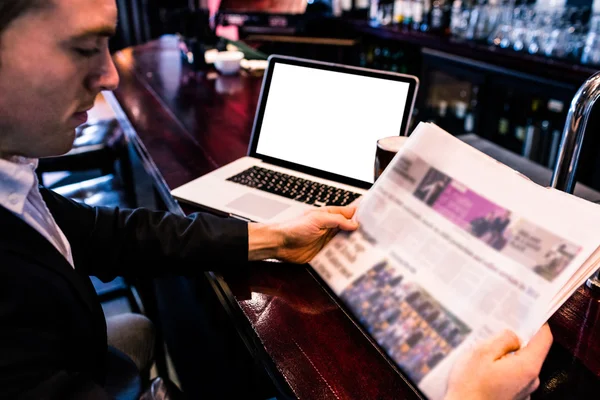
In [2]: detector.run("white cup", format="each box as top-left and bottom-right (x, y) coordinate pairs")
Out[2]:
(213, 50), (244, 75)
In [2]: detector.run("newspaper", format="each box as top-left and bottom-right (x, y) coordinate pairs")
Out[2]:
(310, 122), (600, 400)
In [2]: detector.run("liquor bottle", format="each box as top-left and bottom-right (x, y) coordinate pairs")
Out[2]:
(402, 0), (414, 30)
(430, 0), (451, 36)
(342, 0), (370, 18)
(545, 98), (565, 168)
(393, 0), (404, 25)
(522, 98), (541, 161)
(522, 118), (540, 161)
(412, 0), (425, 31)
(369, 0), (381, 23)
(537, 120), (551, 165)
(378, 0), (394, 25)
(356, 0), (371, 10)
(497, 100), (511, 141)
(437, 100), (449, 128)
(420, 0), (432, 32)
(341, 0), (352, 14)
(547, 128), (562, 169)
(512, 97), (528, 154)
(453, 100), (468, 133)
(547, 99), (564, 125)
(332, 0), (343, 17)
(354, 0), (371, 18)
(464, 110), (475, 133)
(464, 84), (479, 134)
(372, 45), (382, 69)
(390, 47), (405, 72)
(450, 0), (463, 37)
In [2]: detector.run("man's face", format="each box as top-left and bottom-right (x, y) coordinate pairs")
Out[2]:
(0, 0), (119, 159)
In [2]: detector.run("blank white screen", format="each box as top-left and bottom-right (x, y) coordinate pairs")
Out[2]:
(255, 63), (411, 184)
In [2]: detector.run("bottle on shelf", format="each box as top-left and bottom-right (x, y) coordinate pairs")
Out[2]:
(438, 99), (449, 127)
(345, 0), (370, 18)
(369, 0), (381, 23)
(420, 0), (432, 32)
(466, 0), (487, 41)
(497, 97), (511, 145)
(341, 0), (352, 14)
(356, 0), (371, 11)
(402, 0), (414, 30)
(412, 0), (425, 31)
(464, 84), (479, 134)
(522, 98), (541, 161)
(332, 0), (343, 17)
(393, 0), (404, 25)
(537, 120), (551, 165)
(545, 98), (565, 168)
(464, 110), (475, 133)
(453, 100), (468, 134)
(379, 0), (395, 25)
(450, 0), (464, 38)
(391, 47), (406, 72)
(430, 0), (451, 36)
(547, 128), (563, 169)
(512, 97), (527, 154)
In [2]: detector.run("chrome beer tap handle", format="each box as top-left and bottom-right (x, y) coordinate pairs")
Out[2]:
(550, 70), (600, 293)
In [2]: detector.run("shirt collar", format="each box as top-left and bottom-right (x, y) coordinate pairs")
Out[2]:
(0, 156), (38, 215)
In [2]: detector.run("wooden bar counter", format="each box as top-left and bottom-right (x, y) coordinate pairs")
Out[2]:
(108, 35), (600, 399)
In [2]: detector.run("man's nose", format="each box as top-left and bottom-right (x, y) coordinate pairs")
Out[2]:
(88, 48), (120, 92)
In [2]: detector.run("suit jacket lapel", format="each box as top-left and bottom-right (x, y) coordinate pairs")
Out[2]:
(0, 205), (97, 314)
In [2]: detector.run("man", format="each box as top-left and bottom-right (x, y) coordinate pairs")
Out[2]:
(0, 1), (552, 399)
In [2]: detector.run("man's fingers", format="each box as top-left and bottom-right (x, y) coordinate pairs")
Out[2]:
(529, 377), (540, 393)
(481, 329), (521, 360)
(515, 324), (553, 373)
(516, 378), (540, 400)
(319, 213), (359, 231)
(323, 204), (358, 219)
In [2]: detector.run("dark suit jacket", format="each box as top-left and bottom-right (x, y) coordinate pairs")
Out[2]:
(0, 188), (248, 399)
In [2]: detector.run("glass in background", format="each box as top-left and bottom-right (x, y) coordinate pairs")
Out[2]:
(582, 15), (600, 66)
(364, 0), (600, 67)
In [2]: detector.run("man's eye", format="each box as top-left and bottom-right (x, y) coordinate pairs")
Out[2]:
(74, 48), (101, 57)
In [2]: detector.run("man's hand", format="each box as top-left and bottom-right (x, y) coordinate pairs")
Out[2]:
(445, 324), (553, 400)
(248, 204), (359, 263)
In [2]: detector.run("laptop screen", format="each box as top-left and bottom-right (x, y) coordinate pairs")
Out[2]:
(254, 62), (413, 186)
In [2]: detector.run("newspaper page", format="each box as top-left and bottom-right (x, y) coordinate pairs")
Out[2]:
(310, 122), (600, 400)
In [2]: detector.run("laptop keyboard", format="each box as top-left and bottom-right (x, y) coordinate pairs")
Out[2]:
(226, 166), (362, 207)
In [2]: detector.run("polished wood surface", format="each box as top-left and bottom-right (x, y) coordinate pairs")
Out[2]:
(111, 35), (600, 398)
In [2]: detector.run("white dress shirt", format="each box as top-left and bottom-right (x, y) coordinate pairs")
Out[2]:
(0, 156), (74, 267)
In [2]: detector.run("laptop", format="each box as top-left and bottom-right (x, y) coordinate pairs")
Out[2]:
(171, 55), (419, 223)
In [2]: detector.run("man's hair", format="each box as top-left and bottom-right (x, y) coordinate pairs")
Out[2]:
(0, 0), (47, 38)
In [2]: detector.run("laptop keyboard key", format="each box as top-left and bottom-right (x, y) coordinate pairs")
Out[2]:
(227, 166), (361, 208)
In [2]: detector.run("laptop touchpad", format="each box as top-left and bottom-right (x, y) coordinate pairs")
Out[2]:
(227, 193), (291, 220)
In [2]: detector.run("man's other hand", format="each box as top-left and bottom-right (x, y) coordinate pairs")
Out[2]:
(445, 324), (553, 400)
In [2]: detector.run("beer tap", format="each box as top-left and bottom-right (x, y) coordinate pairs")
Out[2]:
(550, 70), (600, 293)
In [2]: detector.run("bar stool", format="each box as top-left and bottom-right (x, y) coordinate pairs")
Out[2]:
(52, 174), (129, 208)
(38, 118), (135, 208)
(38, 119), (122, 181)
